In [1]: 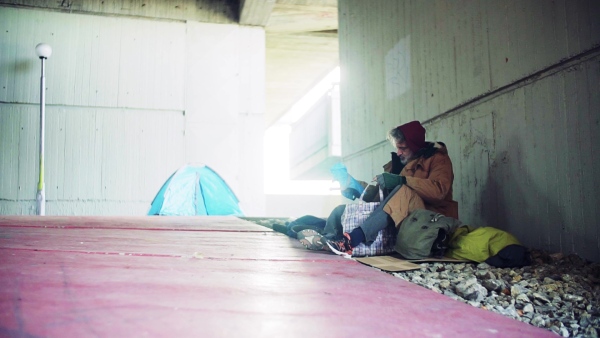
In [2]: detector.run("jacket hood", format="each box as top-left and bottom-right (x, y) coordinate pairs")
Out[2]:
(416, 141), (448, 159)
(385, 142), (449, 174)
(397, 121), (426, 153)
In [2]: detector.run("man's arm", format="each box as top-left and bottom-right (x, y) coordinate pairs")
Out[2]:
(405, 154), (453, 204)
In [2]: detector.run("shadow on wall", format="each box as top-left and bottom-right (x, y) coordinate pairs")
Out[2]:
(480, 136), (569, 255)
(13, 60), (34, 74)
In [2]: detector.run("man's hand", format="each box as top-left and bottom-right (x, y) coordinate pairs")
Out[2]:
(376, 173), (406, 191)
(390, 152), (405, 174)
(341, 188), (361, 200)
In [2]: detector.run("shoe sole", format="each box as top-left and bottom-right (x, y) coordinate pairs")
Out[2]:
(297, 229), (324, 251)
(325, 242), (352, 258)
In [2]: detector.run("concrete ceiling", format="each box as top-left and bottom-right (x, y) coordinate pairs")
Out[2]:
(241, 0), (339, 126)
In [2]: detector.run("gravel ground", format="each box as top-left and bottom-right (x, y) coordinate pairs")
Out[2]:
(393, 250), (600, 337)
(244, 218), (600, 337)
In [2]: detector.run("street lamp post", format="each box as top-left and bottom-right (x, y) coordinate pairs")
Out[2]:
(35, 43), (52, 216)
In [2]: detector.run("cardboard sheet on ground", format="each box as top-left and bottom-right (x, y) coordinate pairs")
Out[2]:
(355, 255), (471, 272)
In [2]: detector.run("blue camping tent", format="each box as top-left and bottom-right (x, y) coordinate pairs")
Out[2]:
(148, 165), (243, 216)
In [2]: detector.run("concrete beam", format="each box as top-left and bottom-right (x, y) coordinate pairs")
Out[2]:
(239, 0), (275, 26)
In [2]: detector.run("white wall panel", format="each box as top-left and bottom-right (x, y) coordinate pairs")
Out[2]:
(235, 114), (265, 216)
(0, 103), (185, 213)
(185, 22), (243, 124)
(185, 122), (239, 171)
(0, 9), (119, 106)
(67, 15), (122, 107)
(97, 108), (185, 202)
(0, 104), (38, 201)
(0, 8), (41, 104)
(118, 18), (185, 110)
(0, 8), (185, 109)
(0, 105), (21, 200)
(0, 6), (266, 216)
(238, 27), (266, 117)
(184, 21), (265, 216)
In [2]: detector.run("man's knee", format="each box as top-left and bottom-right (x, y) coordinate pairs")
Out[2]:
(332, 204), (346, 215)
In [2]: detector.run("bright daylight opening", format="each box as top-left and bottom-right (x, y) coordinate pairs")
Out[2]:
(264, 67), (341, 195)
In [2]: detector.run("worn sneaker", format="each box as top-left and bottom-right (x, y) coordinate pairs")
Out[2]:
(297, 229), (325, 251)
(324, 233), (353, 257)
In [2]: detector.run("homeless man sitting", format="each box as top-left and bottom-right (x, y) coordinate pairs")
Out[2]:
(298, 120), (459, 256)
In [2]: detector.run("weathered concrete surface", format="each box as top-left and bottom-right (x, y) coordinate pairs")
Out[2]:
(338, 0), (600, 262)
(0, 216), (554, 337)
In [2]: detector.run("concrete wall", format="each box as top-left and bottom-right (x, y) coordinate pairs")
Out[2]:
(339, 0), (600, 261)
(0, 5), (265, 216)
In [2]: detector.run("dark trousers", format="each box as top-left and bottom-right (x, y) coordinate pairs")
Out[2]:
(323, 185), (402, 244)
(322, 204), (346, 240)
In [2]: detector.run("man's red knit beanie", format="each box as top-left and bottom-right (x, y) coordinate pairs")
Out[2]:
(397, 121), (426, 153)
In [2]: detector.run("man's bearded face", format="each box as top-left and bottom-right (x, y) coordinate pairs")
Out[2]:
(395, 140), (414, 165)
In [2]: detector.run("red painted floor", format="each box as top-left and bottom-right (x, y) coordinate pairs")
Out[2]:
(0, 216), (553, 337)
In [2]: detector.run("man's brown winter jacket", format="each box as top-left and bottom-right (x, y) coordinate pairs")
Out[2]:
(368, 142), (459, 226)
